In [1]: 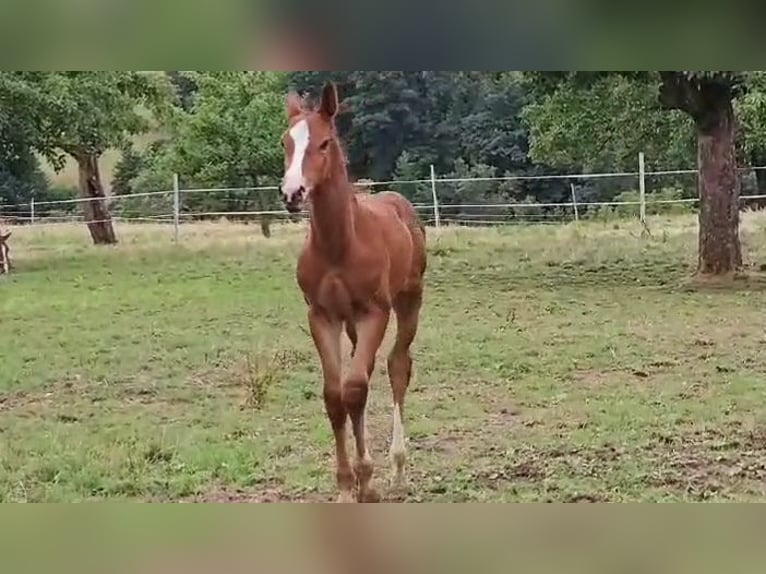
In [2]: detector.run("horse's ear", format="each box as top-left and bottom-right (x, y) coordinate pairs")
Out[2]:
(287, 92), (303, 119)
(319, 81), (339, 119)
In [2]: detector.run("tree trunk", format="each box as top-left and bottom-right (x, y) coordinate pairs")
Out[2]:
(75, 153), (117, 245)
(658, 72), (745, 277)
(696, 100), (742, 275)
(260, 216), (272, 238)
(253, 191), (271, 238)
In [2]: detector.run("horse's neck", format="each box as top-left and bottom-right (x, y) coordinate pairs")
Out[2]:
(309, 177), (356, 263)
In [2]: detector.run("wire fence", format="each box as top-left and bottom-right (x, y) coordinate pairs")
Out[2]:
(3, 156), (766, 238)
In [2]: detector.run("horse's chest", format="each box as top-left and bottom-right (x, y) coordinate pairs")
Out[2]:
(321, 271), (384, 309)
(299, 258), (387, 316)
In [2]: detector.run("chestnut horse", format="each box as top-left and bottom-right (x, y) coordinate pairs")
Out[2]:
(0, 231), (11, 275)
(280, 82), (427, 502)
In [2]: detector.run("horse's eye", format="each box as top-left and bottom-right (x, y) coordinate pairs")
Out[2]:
(319, 139), (330, 151)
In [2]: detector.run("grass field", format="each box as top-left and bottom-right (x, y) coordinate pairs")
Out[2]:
(3, 213), (766, 502)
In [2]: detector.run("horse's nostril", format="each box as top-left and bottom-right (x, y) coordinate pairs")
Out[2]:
(286, 187), (304, 203)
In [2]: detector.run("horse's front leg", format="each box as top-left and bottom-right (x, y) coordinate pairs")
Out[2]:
(308, 307), (354, 502)
(343, 305), (390, 502)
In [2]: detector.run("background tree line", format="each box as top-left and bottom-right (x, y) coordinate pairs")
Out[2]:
(2, 71), (765, 274)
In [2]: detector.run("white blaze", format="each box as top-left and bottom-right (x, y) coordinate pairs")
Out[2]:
(282, 119), (310, 198)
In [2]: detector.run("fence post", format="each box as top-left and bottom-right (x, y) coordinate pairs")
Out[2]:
(638, 151), (646, 227)
(570, 183), (579, 222)
(173, 173), (180, 243)
(430, 164), (440, 228)
(30, 196), (35, 225)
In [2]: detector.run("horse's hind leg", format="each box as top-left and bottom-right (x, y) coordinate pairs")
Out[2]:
(387, 287), (423, 494)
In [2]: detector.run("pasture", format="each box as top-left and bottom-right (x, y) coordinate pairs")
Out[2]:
(3, 214), (766, 502)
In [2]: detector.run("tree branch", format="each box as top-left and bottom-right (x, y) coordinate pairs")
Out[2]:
(658, 72), (703, 116)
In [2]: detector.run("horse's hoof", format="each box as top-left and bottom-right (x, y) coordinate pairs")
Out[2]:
(389, 475), (409, 500)
(358, 487), (381, 503)
(336, 491), (356, 503)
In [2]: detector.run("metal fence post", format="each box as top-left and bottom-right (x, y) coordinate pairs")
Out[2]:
(638, 152), (646, 226)
(570, 183), (579, 222)
(173, 173), (180, 243)
(430, 164), (440, 228)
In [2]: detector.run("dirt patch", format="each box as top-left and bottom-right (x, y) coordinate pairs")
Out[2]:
(561, 493), (610, 503)
(469, 442), (624, 496)
(0, 389), (50, 412)
(571, 369), (617, 388)
(676, 380), (709, 400)
(410, 432), (464, 457)
(463, 420), (766, 501)
(181, 483), (325, 503)
(484, 403), (524, 429)
(681, 270), (766, 292)
(646, 424), (766, 499)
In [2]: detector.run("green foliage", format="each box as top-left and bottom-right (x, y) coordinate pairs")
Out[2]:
(6, 69), (766, 228)
(735, 72), (766, 161)
(0, 140), (78, 219)
(587, 188), (695, 221)
(289, 72), (541, 183)
(389, 151), (423, 202)
(116, 72), (287, 222)
(112, 141), (176, 219)
(111, 147), (144, 196)
(522, 75), (695, 172)
(166, 71), (199, 112)
(677, 71), (746, 94)
(0, 72), (170, 167)
(0, 154), (49, 215)
(171, 72), (286, 189)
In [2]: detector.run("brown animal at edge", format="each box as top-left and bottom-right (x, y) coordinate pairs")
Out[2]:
(280, 82), (427, 503)
(0, 230), (11, 275)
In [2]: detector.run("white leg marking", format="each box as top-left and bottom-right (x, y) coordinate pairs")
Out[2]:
(336, 489), (355, 503)
(282, 119), (310, 194)
(389, 403), (406, 484)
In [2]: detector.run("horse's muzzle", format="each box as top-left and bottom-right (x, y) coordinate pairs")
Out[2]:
(283, 186), (305, 213)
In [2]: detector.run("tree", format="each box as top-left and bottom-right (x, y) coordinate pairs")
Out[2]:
(166, 71), (199, 112)
(525, 71), (749, 277)
(42, 72), (169, 245)
(288, 72), (570, 211)
(168, 71), (287, 236)
(522, 75), (695, 172)
(657, 72), (745, 275)
(0, 72), (169, 244)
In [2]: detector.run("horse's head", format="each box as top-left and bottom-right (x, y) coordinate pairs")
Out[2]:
(280, 81), (345, 213)
(0, 231), (11, 275)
